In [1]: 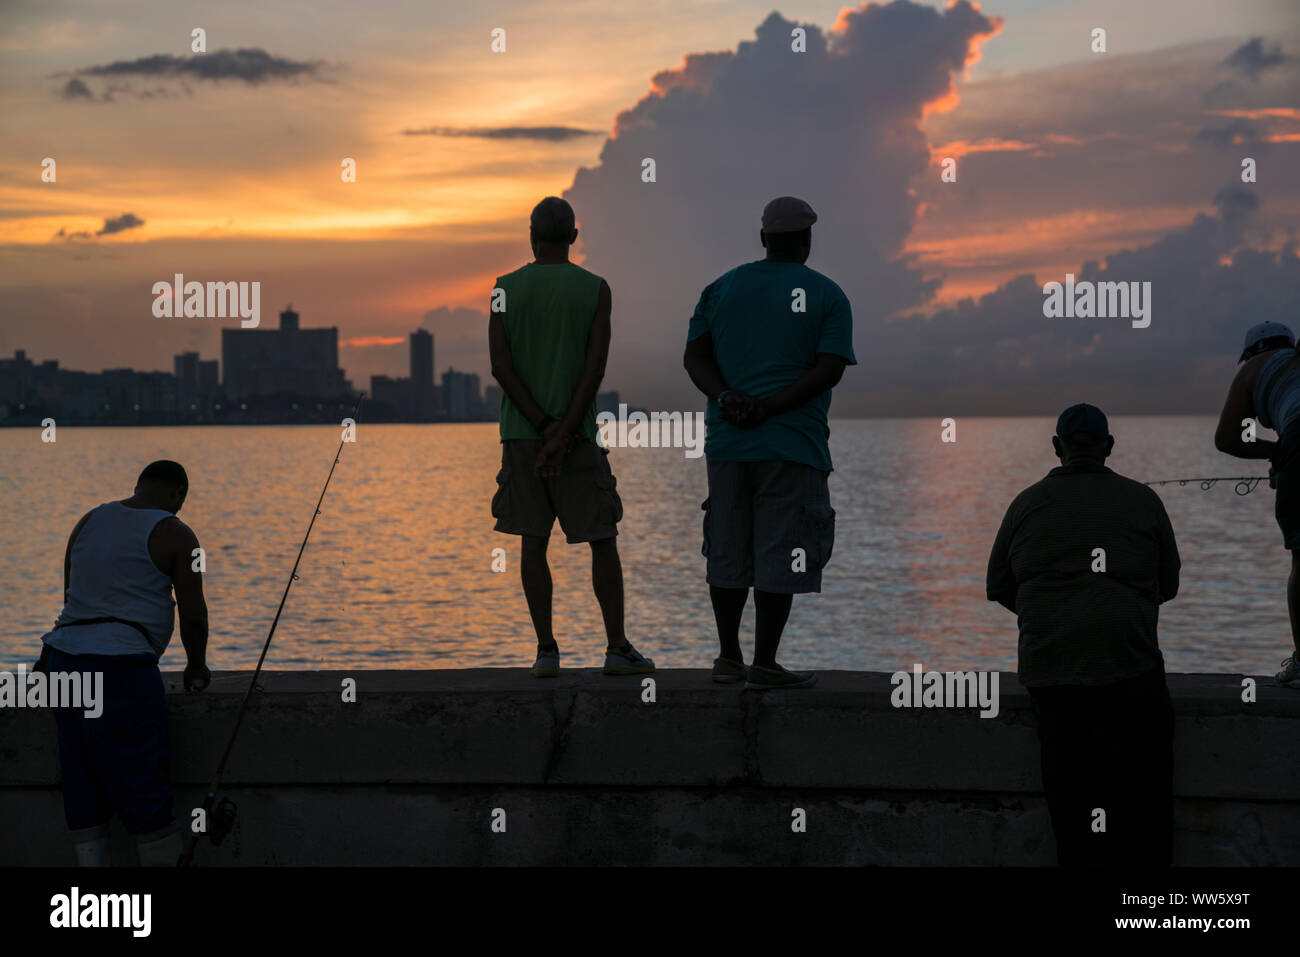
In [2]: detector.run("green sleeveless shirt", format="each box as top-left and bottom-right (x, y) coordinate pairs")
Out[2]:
(493, 262), (603, 442)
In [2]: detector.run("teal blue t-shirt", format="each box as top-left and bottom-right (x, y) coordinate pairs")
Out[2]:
(686, 261), (856, 471)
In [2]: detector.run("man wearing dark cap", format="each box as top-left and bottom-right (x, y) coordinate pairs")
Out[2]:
(36, 459), (210, 866)
(986, 406), (1181, 865)
(1214, 321), (1300, 687)
(683, 196), (856, 689)
(489, 196), (654, 678)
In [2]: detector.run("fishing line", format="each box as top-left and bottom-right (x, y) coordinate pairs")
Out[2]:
(1144, 476), (1269, 496)
(179, 393), (364, 867)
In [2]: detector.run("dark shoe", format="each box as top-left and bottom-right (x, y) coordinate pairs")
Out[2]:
(744, 663), (816, 690)
(603, 641), (655, 675)
(711, 656), (746, 683)
(531, 646), (560, 677)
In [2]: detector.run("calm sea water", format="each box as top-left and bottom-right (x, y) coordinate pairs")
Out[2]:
(0, 418), (1287, 674)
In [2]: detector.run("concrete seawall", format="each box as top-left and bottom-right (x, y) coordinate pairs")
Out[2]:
(2, 669), (1297, 865)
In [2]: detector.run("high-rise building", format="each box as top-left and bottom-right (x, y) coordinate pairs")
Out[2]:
(370, 374), (411, 419)
(410, 330), (434, 422)
(199, 359), (218, 400)
(173, 351), (220, 414)
(221, 306), (349, 399)
(596, 391), (621, 416)
(482, 384), (502, 422)
(441, 368), (481, 420)
(174, 352), (199, 410)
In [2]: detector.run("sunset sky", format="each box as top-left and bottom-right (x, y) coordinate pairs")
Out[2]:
(2, 0), (1298, 414)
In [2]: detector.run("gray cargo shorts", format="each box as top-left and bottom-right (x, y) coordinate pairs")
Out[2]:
(701, 458), (835, 594)
(492, 438), (622, 543)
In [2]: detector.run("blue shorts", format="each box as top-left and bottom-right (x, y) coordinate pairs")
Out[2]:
(46, 647), (174, 837)
(701, 459), (835, 594)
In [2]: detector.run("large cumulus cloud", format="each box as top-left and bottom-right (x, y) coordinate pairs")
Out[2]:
(563, 4), (1300, 416)
(564, 2), (1001, 409)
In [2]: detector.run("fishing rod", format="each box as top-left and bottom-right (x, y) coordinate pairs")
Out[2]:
(179, 393), (364, 867)
(1144, 476), (1269, 496)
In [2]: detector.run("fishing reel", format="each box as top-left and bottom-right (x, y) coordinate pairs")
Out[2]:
(210, 797), (238, 847)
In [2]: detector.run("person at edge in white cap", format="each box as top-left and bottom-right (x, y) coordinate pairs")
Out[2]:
(1215, 321), (1300, 686)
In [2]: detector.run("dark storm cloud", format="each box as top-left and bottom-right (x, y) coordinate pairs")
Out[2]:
(402, 126), (601, 141)
(1224, 38), (1288, 81)
(56, 48), (328, 98)
(54, 212), (145, 241)
(1204, 38), (1291, 104)
(862, 188), (1298, 416)
(80, 48), (324, 83)
(1195, 117), (1263, 148)
(96, 212), (144, 236)
(59, 77), (93, 100)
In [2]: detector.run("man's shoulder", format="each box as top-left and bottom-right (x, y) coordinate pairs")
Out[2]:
(1031, 466), (1162, 504)
(1080, 466), (1156, 498)
(494, 263), (529, 286)
(569, 262), (604, 283)
(782, 264), (847, 303)
(710, 264), (745, 287)
(497, 262), (604, 287)
(150, 514), (196, 543)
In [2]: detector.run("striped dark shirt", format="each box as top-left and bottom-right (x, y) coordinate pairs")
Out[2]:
(986, 461), (1180, 687)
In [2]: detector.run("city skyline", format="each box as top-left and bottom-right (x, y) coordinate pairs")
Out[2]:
(0, 301), (625, 424)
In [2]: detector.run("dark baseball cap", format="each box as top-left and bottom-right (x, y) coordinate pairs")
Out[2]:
(761, 196), (817, 233)
(1239, 321), (1295, 362)
(1056, 403), (1109, 443)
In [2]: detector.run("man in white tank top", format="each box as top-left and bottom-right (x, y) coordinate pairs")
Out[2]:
(37, 460), (210, 866)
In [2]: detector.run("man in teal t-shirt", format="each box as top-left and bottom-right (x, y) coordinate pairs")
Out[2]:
(683, 196), (856, 690)
(488, 196), (654, 679)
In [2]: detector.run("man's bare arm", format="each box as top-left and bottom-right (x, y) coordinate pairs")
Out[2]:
(164, 518), (210, 691)
(758, 353), (848, 419)
(683, 332), (729, 400)
(62, 510), (93, 604)
(558, 280), (612, 436)
(1215, 355), (1277, 459)
(489, 311), (550, 430)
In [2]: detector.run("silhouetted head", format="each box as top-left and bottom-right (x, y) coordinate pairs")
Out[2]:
(761, 226), (812, 264)
(1239, 321), (1295, 363)
(1052, 403), (1113, 465)
(760, 196), (816, 264)
(529, 197), (578, 260)
(135, 460), (188, 513)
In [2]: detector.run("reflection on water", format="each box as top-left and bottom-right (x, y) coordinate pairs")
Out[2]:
(0, 418), (1286, 674)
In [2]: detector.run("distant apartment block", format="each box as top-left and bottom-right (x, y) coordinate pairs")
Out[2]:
(482, 385), (501, 422)
(222, 306), (349, 400)
(596, 391), (621, 416)
(442, 368), (482, 420)
(174, 351), (219, 413)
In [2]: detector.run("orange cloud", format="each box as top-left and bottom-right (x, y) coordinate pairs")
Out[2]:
(339, 336), (405, 348)
(1206, 108), (1300, 121)
(929, 137), (1036, 162)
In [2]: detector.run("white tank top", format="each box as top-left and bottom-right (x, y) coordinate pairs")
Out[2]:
(42, 501), (177, 658)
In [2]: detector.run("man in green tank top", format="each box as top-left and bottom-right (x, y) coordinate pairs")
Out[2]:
(488, 197), (654, 677)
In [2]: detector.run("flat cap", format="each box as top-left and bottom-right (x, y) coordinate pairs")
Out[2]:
(761, 196), (818, 233)
(1055, 403), (1109, 443)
